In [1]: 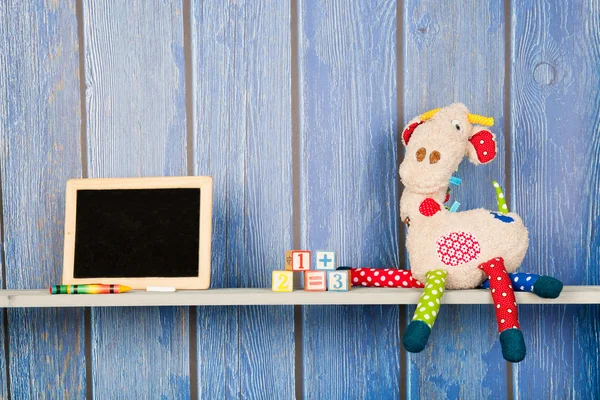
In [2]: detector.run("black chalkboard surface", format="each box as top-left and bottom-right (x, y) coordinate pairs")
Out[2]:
(74, 188), (200, 278)
(62, 177), (213, 289)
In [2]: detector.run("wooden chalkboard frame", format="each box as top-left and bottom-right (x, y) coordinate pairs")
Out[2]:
(62, 176), (213, 289)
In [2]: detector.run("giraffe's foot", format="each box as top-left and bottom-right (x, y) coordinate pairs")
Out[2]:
(403, 320), (431, 353)
(533, 276), (563, 299)
(499, 328), (526, 363)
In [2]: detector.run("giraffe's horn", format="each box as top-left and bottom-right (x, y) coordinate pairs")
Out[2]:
(468, 114), (494, 126)
(420, 108), (441, 120)
(420, 109), (495, 127)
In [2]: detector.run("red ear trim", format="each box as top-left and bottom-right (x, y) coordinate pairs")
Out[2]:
(402, 121), (424, 145)
(469, 130), (496, 163)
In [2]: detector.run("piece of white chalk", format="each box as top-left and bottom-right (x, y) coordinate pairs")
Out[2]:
(146, 286), (177, 292)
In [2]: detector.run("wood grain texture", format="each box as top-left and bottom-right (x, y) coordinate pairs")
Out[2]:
(82, 1), (190, 398)
(0, 1), (85, 398)
(191, 0), (295, 398)
(84, 0), (186, 177)
(298, 1), (401, 398)
(511, 1), (600, 398)
(403, 1), (508, 397)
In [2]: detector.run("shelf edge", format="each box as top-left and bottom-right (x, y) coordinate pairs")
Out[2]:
(0, 286), (599, 308)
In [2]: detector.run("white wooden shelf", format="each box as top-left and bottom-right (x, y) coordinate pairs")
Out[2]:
(0, 286), (599, 308)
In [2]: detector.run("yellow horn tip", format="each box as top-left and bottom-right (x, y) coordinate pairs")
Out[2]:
(468, 114), (494, 127)
(421, 108), (441, 120)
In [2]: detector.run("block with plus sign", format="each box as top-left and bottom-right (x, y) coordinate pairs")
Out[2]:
(304, 271), (327, 291)
(291, 250), (311, 271)
(272, 271), (293, 292)
(327, 270), (351, 291)
(314, 250), (337, 271)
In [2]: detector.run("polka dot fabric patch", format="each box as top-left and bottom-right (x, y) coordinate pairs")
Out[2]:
(419, 198), (441, 217)
(412, 270), (447, 328)
(436, 231), (481, 266)
(350, 268), (424, 288)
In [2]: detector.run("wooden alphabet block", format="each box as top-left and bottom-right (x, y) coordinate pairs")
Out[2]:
(314, 250), (337, 271)
(304, 271), (326, 291)
(285, 250), (293, 271)
(327, 270), (351, 292)
(291, 250), (311, 271)
(272, 271), (293, 292)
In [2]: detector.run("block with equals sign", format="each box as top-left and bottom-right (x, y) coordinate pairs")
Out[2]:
(304, 271), (327, 292)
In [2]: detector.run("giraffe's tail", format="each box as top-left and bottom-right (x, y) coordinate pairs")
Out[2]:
(492, 180), (509, 214)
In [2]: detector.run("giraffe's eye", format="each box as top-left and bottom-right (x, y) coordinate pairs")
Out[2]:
(451, 119), (461, 131)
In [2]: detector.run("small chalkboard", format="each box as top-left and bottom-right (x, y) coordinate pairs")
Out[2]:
(62, 177), (213, 289)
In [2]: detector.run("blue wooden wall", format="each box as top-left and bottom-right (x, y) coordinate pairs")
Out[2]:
(0, 0), (598, 398)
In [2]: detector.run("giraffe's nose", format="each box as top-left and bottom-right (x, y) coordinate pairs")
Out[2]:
(416, 148), (441, 164)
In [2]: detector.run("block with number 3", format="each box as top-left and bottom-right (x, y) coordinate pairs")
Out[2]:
(272, 271), (293, 292)
(291, 250), (311, 271)
(327, 270), (351, 292)
(315, 250), (337, 271)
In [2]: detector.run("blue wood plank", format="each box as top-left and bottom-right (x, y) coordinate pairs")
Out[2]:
(511, 1), (600, 398)
(0, 1), (86, 398)
(191, 1), (295, 398)
(0, 146), (5, 400)
(298, 1), (401, 398)
(403, 1), (508, 397)
(0, 236), (5, 399)
(0, 310), (5, 400)
(190, 4), (240, 395)
(82, 1), (190, 398)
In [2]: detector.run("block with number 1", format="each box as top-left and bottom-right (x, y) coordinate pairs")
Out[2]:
(291, 250), (311, 271)
(272, 271), (293, 292)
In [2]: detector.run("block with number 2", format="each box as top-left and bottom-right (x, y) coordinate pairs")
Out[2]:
(327, 270), (351, 291)
(291, 250), (311, 271)
(272, 271), (293, 292)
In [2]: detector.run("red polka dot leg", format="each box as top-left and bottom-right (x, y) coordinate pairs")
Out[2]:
(478, 257), (520, 332)
(350, 268), (424, 288)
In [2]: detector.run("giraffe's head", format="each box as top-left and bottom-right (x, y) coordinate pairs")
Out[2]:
(399, 103), (497, 194)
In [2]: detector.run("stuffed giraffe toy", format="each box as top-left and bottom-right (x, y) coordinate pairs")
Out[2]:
(351, 103), (563, 362)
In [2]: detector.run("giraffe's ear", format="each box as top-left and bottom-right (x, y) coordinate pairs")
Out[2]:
(467, 127), (497, 164)
(402, 117), (424, 146)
